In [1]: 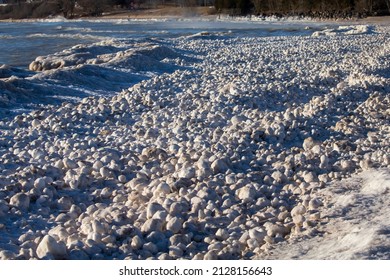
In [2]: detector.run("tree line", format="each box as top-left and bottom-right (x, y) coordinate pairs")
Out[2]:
(216, 0), (390, 17)
(0, 0), (128, 18)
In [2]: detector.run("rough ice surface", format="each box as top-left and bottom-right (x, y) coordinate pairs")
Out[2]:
(260, 170), (390, 259)
(0, 19), (389, 260)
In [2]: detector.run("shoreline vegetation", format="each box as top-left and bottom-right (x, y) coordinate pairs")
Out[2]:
(0, 1), (389, 21)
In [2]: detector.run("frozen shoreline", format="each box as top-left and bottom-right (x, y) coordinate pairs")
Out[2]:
(0, 22), (389, 260)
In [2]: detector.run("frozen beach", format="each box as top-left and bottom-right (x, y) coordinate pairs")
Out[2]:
(0, 18), (389, 260)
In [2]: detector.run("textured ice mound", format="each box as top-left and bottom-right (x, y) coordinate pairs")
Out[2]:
(312, 25), (372, 37)
(28, 40), (181, 72)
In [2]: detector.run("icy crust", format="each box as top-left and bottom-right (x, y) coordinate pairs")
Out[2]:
(0, 26), (389, 260)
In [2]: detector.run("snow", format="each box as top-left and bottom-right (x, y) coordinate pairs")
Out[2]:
(361, 170), (390, 195)
(260, 169), (390, 259)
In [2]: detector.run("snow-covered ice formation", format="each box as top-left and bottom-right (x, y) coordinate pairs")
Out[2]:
(0, 22), (389, 260)
(312, 25), (372, 36)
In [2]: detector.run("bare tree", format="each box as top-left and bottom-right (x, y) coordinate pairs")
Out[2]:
(385, 0), (390, 12)
(367, 0), (374, 13)
(78, 0), (110, 16)
(252, 0), (266, 14)
(58, 0), (75, 18)
(224, 0), (389, 16)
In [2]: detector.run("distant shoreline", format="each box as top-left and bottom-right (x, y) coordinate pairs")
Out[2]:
(2, 16), (389, 26)
(99, 11), (390, 25)
(1, 6), (389, 25)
